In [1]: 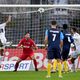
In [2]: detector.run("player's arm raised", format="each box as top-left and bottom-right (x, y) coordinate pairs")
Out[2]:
(0, 15), (11, 28)
(6, 15), (11, 24)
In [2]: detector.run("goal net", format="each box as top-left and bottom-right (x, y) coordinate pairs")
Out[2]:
(0, 6), (80, 47)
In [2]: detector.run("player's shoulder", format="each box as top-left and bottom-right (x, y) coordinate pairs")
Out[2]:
(20, 38), (25, 42)
(75, 32), (80, 36)
(73, 33), (80, 39)
(49, 28), (60, 33)
(65, 32), (71, 36)
(61, 30), (71, 35)
(29, 38), (34, 42)
(29, 38), (35, 44)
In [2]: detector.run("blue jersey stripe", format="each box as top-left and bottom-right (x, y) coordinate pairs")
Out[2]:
(45, 29), (48, 37)
(60, 32), (64, 40)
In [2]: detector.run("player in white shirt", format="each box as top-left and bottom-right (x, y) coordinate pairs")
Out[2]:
(70, 27), (80, 72)
(0, 16), (11, 67)
(69, 43), (78, 72)
(71, 27), (80, 54)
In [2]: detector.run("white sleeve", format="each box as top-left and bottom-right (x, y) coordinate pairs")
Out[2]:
(73, 34), (80, 40)
(73, 37), (80, 41)
(0, 23), (6, 27)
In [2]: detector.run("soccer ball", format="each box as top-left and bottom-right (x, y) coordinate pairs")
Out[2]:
(71, 43), (75, 47)
(38, 8), (45, 13)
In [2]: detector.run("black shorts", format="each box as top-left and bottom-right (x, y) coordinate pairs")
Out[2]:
(61, 48), (70, 61)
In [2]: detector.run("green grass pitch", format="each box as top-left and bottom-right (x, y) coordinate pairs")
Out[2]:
(0, 71), (80, 80)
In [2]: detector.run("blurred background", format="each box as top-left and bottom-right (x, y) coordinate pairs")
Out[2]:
(0, 7), (80, 46)
(0, 0), (80, 4)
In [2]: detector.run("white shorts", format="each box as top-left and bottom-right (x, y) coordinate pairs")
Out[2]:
(76, 45), (80, 54)
(71, 51), (78, 58)
(0, 35), (7, 48)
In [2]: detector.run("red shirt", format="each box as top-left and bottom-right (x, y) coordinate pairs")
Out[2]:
(17, 38), (36, 54)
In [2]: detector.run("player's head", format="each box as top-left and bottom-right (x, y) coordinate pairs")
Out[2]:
(63, 24), (68, 30)
(24, 33), (30, 39)
(71, 27), (77, 34)
(51, 21), (57, 28)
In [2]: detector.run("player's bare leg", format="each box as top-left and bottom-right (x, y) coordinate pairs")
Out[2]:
(14, 59), (22, 71)
(0, 49), (4, 68)
(0, 40), (4, 68)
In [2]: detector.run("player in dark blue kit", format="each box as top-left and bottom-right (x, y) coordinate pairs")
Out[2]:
(44, 21), (64, 78)
(61, 24), (74, 73)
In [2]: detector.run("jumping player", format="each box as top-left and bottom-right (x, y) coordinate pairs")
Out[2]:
(44, 21), (64, 78)
(61, 24), (74, 73)
(0, 15), (11, 67)
(14, 33), (38, 71)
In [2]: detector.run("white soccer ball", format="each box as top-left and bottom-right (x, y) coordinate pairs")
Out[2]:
(71, 43), (75, 47)
(38, 8), (45, 13)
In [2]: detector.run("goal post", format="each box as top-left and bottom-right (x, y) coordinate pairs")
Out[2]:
(0, 5), (80, 47)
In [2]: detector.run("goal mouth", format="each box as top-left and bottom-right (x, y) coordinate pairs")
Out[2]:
(0, 5), (80, 47)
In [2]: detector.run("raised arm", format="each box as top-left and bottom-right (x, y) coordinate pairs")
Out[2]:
(6, 15), (11, 24)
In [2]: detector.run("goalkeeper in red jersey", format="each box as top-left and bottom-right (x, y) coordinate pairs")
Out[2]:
(14, 33), (38, 71)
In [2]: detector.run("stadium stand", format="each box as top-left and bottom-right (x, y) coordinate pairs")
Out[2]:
(0, 0), (80, 4)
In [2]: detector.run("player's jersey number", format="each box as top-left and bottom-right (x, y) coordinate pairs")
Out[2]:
(68, 36), (71, 43)
(52, 34), (56, 41)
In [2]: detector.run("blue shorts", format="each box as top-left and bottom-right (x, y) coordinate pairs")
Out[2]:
(47, 48), (61, 59)
(61, 48), (70, 61)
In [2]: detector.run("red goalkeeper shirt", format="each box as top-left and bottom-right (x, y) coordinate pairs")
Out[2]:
(17, 38), (36, 54)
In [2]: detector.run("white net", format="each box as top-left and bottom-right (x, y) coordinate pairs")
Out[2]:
(0, 6), (80, 47)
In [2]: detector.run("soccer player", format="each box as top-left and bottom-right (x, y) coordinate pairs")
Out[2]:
(44, 21), (64, 78)
(61, 24), (74, 73)
(71, 27), (80, 54)
(14, 33), (38, 71)
(0, 15), (11, 67)
(69, 43), (78, 72)
(70, 27), (80, 72)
